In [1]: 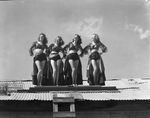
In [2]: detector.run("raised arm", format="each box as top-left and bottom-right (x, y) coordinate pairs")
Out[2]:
(43, 44), (49, 56)
(83, 43), (91, 55)
(59, 46), (65, 59)
(78, 45), (84, 57)
(29, 41), (36, 56)
(99, 42), (108, 53)
(47, 44), (54, 56)
(63, 42), (71, 55)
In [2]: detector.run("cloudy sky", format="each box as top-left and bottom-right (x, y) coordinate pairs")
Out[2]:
(0, 0), (150, 81)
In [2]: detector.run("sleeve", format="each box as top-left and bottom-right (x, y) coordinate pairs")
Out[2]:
(29, 42), (36, 56)
(99, 42), (108, 53)
(60, 46), (64, 53)
(83, 43), (91, 55)
(47, 44), (54, 55)
(78, 45), (84, 57)
(63, 42), (71, 54)
(44, 44), (49, 56)
(59, 46), (65, 58)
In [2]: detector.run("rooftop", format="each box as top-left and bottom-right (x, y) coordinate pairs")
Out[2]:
(0, 78), (150, 101)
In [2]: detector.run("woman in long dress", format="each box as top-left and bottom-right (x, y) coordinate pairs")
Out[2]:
(83, 34), (108, 85)
(63, 34), (84, 86)
(48, 36), (65, 86)
(29, 33), (48, 86)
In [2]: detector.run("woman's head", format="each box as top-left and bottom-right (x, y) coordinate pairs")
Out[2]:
(73, 34), (82, 45)
(92, 33), (100, 44)
(55, 36), (64, 47)
(38, 33), (48, 45)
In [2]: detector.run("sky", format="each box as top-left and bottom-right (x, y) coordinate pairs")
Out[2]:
(0, 0), (150, 81)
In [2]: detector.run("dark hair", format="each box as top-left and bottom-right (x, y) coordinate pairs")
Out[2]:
(74, 34), (82, 45)
(55, 36), (64, 47)
(38, 33), (48, 45)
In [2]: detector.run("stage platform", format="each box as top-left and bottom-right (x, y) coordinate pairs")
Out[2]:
(28, 85), (118, 92)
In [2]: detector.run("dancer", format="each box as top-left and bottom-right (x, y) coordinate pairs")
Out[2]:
(48, 36), (65, 86)
(83, 33), (107, 85)
(29, 33), (48, 86)
(64, 34), (84, 86)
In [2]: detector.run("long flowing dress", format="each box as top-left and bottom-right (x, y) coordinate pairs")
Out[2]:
(84, 42), (107, 85)
(63, 42), (83, 85)
(29, 41), (49, 85)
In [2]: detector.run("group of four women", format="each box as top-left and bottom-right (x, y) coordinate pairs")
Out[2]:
(29, 33), (108, 86)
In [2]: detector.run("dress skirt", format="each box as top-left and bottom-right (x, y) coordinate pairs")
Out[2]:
(64, 53), (83, 85)
(87, 52), (106, 85)
(46, 58), (65, 86)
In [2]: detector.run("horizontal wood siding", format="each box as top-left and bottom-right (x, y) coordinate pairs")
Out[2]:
(0, 110), (150, 118)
